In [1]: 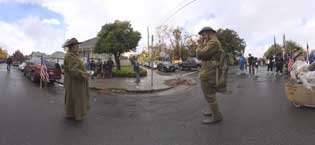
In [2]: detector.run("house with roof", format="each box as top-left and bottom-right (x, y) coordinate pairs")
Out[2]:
(78, 37), (131, 66)
(79, 37), (112, 63)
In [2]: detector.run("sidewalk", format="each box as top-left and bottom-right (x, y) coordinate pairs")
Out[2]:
(57, 69), (189, 93)
(89, 70), (176, 93)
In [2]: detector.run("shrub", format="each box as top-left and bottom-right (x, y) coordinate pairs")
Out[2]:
(112, 66), (147, 77)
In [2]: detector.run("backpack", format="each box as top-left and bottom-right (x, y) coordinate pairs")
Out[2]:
(216, 51), (229, 92)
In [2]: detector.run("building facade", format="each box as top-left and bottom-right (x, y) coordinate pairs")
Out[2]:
(79, 37), (112, 63)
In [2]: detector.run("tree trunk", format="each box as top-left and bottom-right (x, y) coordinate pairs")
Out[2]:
(114, 54), (121, 70)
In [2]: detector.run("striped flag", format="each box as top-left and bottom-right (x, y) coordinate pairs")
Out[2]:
(40, 56), (49, 82)
(288, 57), (294, 72)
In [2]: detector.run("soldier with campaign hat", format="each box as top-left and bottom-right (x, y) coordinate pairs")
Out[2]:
(63, 38), (90, 121)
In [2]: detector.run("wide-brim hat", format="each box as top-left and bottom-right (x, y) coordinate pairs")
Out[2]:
(63, 38), (81, 48)
(198, 26), (216, 35)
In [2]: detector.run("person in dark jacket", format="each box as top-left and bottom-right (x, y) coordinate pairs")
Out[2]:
(267, 55), (274, 72)
(6, 57), (12, 72)
(247, 54), (255, 75)
(275, 54), (284, 75)
(107, 58), (114, 78)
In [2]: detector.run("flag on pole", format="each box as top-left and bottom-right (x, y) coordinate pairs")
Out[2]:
(40, 55), (49, 82)
(274, 35), (277, 55)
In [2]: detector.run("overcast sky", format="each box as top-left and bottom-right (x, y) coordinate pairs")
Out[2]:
(0, 0), (315, 57)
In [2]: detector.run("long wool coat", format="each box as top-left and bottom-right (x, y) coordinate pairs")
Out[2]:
(64, 52), (90, 120)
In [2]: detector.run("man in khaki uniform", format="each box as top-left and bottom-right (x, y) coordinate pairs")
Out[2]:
(196, 27), (225, 124)
(63, 38), (90, 121)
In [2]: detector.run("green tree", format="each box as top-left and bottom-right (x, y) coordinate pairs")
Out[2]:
(285, 40), (304, 54)
(264, 44), (283, 58)
(264, 40), (305, 58)
(0, 47), (8, 60)
(216, 29), (246, 61)
(95, 20), (141, 69)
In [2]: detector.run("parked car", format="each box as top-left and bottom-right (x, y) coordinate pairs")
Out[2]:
(12, 61), (20, 66)
(179, 58), (200, 71)
(157, 61), (176, 72)
(149, 61), (158, 69)
(18, 62), (26, 71)
(24, 60), (62, 83)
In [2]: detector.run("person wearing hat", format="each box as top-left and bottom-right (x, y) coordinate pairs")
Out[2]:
(63, 38), (90, 121)
(107, 57), (114, 78)
(196, 26), (225, 124)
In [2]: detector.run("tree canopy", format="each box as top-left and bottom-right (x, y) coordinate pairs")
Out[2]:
(263, 40), (305, 58)
(263, 44), (283, 58)
(0, 47), (8, 60)
(216, 29), (246, 55)
(95, 20), (141, 69)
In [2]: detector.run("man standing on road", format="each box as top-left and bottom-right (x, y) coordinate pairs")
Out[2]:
(267, 55), (274, 72)
(196, 26), (224, 124)
(247, 54), (255, 75)
(63, 38), (90, 121)
(6, 56), (12, 72)
(275, 54), (284, 75)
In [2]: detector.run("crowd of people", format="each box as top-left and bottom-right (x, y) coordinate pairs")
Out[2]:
(89, 58), (114, 78)
(239, 50), (315, 76)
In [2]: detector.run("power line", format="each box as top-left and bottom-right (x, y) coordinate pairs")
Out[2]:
(160, 0), (197, 26)
(159, 0), (191, 24)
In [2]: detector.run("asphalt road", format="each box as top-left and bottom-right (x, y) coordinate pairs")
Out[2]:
(1, 64), (315, 145)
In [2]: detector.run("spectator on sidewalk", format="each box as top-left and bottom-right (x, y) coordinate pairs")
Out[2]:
(102, 60), (108, 78)
(107, 57), (114, 78)
(90, 60), (95, 72)
(131, 56), (140, 83)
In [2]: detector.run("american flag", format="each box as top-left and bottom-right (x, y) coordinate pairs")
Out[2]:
(288, 57), (294, 72)
(40, 56), (49, 82)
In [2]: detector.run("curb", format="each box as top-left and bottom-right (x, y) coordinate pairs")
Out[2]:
(90, 86), (174, 94)
(55, 80), (174, 94)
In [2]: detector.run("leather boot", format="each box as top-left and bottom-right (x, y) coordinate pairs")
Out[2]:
(202, 102), (223, 124)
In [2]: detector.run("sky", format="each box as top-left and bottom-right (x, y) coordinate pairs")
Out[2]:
(0, 0), (315, 57)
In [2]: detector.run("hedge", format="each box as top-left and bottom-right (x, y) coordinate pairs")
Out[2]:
(112, 66), (147, 77)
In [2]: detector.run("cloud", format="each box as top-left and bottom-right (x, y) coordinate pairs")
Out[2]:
(0, 21), (34, 55)
(1, 0), (315, 58)
(0, 15), (65, 55)
(42, 18), (60, 25)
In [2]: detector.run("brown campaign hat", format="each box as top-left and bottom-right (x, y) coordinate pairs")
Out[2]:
(63, 38), (81, 48)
